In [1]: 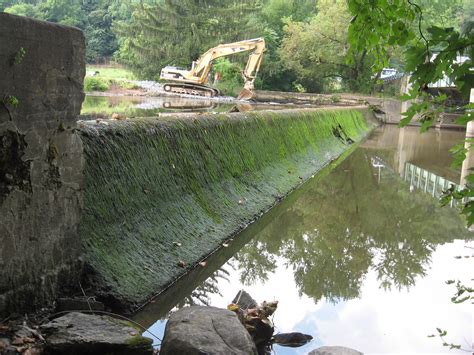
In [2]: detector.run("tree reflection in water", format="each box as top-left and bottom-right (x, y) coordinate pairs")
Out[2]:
(233, 148), (470, 303)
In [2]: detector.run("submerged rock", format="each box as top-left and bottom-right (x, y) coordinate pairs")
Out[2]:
(160, 306), (258, 355)
(308, 346), (363, 355)
(40, 312), (153, 355)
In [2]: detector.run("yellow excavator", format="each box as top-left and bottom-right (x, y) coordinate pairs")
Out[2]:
(159, 38), (265, 100)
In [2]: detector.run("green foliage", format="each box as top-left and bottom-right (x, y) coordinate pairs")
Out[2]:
(280, 0), (374, 93)
(13, 47), (26, 65)
(2, 0), (131, 63)
(2, 95), (19, 107)
(114, 0), (261, 79)
(212, 58), (243, 95)
(254, 0), (316, 91)
(84, 76), (109, 92)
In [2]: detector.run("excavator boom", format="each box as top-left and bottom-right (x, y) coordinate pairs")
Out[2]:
(160, 38), (265, 100)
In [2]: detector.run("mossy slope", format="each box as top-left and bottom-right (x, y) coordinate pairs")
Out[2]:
(79, 108), (376, 309)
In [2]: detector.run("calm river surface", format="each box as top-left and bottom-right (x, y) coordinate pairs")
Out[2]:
(135, 124), (473, 354)
(80, 95), (297, 118)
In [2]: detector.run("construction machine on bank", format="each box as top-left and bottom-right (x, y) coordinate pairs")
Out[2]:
(160, 37), (265, 100)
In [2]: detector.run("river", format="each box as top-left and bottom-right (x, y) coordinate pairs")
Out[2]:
(80, 94), (303, 119)
(131, 124), (472, 354)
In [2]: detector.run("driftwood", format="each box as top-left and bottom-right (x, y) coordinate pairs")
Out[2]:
(228, 290), (313, 354)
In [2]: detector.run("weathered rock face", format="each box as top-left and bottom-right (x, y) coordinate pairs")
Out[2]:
(160, 306), (258, 355)
(41, 312), (153, 355)
(308, 346), (364, 355)
(0, 13), (85, 317)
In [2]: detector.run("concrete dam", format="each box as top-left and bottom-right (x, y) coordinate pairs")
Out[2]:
(79, 108), (377, 310)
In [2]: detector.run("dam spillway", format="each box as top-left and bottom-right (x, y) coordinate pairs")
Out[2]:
(78, 107), (377, 310)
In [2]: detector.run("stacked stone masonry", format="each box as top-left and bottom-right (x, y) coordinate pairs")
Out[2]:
(0, 13), (85, 317)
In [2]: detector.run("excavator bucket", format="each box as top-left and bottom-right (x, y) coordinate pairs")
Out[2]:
(238, 88), (255, 101)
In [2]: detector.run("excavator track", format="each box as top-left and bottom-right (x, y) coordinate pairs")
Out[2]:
(163, 83), (220, 97)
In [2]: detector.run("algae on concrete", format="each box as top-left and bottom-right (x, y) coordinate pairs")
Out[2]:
(79, 108), (376, 310)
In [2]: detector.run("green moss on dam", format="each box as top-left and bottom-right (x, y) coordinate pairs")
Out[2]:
(79, 107), (377, 309)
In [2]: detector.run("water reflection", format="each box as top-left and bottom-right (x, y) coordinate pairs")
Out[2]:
(137, 125), (472, 353)
(80, 95), (294, 119)
(80, 95), (232, 118)
(235, 146), (468, 301)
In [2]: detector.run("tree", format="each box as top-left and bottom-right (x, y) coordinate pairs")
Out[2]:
(114, 0), (262, 79)
(3, 2), (40, 17)
(279, 0), (374, 93)
(254, 0), (316, 91)
(2, 0), (125, 62)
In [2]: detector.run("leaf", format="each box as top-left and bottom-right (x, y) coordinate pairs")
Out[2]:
(399, 93), (412, 101)
(399, 115), (412, 127)
(420, 118), (434, 133)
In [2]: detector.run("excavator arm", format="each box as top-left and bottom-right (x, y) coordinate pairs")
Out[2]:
(160, 38), (265, 100)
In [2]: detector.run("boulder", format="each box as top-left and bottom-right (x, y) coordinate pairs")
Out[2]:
(40, 312), (153, 355)
(160, 306), (258, 355)
(308, 346), (363, 355)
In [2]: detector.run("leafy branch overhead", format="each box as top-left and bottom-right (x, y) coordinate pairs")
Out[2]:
(347, 0), (473, 225)
(347, 0), (472, 123)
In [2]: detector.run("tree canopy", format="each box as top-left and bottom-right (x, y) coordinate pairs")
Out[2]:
(1, 0), (470, 95)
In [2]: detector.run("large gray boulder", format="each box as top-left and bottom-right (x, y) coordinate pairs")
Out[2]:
(160, 306), (258, 355)
(40, 312), (153, 355)
(308, 346), (363, 355)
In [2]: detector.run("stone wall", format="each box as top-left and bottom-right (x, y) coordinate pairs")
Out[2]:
(0, 13), (85, 316)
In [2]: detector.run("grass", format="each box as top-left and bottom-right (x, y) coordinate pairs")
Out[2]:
(87, 65), (136, 80)
(84, 65), (138, 92)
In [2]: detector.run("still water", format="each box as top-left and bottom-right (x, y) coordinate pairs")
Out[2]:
(80, 95), (295, 118)
(135, 125), (473, 354)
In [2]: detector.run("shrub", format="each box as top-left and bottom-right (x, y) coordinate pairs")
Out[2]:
(84, 77), (110, 92)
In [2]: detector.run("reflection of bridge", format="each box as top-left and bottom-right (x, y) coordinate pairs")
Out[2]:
(403, 162), (459, 207)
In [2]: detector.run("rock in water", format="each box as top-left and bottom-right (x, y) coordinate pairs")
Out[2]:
(160, 306), (258, 355)
(308, 346), (364, 355)
(40, 312), (153, 355)
(273, 332), (313, 347)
